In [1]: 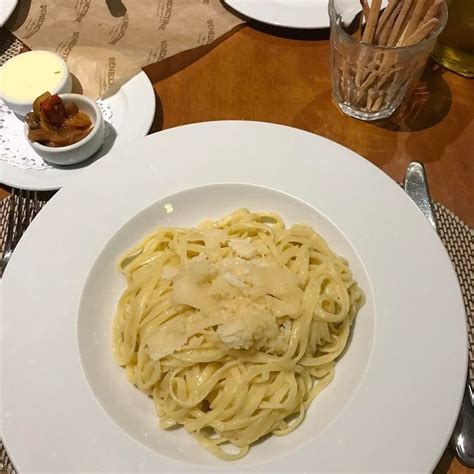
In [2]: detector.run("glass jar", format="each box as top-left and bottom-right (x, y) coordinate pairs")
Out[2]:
(432, 0), (474, 78)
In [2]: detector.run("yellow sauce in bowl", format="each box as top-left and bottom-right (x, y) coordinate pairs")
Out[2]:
(0, 50), (69, 103)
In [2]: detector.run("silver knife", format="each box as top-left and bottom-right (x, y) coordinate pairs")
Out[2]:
(403, 161), (437, 231)
(403, 161), (474, 468)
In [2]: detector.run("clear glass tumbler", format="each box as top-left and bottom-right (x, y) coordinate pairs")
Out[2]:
(329, 0), (448, 121)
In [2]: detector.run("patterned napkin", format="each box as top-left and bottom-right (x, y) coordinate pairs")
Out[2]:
(7, 0), (244, 98)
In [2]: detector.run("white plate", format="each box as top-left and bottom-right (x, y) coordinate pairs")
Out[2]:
(225, 0), (329, 29)
(1, 71), (155, 191)
(2, 121), (467, 472)
(0, 0), (17, 26)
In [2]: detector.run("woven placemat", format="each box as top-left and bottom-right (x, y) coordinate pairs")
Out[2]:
(0, 29), (22, 67)
(0, 192), (51, 277)
(0, 194), (473, 474)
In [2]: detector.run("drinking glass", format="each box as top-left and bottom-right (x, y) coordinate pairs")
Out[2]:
(329, 0), (448, 121)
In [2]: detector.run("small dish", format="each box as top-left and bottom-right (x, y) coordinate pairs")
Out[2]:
(0, 50), (72, 116)
(24, 93), (105, 166)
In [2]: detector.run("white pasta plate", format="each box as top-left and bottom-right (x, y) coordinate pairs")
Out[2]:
(2, 121), (467, 472)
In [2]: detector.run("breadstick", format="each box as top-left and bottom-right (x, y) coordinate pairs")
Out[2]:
(422, 0), (443, 24)
(386, 0), (413, 46)
(367, 88), (376, 110)
(377, 2), (402, 45)
(375, 0), (402, 39)
(356, 0), (381, 86)
(360, 0), (371, 22)
(362, 0), (382, 44)
(404, 18), (439, 45)
(397, 0), (429, 46)
(370, 94), (385, 112)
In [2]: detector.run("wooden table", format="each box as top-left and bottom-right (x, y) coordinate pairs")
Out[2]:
(1, 22), (473, 474)
(141, 23), (474, 228)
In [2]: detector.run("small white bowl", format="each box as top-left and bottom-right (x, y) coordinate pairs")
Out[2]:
(24, 93), (105, 166)
(0, 51), (72, 117)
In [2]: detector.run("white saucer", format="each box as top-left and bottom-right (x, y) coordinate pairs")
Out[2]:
(1, 71), (156, 190)
(0, 0), (17, 26)
(225, 0), (330, 29)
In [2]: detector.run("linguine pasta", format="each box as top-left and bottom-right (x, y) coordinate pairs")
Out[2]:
(112, 209), (364, 460)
